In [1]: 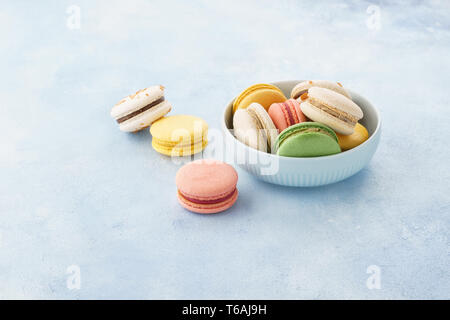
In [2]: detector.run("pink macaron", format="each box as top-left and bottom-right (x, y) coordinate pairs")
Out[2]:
(268, 99), (307, 132)
(176, 159), (238, 214)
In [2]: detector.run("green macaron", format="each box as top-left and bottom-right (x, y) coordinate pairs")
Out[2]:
(275, 122), (341, 157)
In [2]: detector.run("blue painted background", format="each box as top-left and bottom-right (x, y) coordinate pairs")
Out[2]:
(0, 0), (449, 299)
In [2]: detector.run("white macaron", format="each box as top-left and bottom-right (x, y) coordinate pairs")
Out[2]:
(233, 102), (278, 153)
(291, 80), (351, 100)
(111, 85), (171, 132)
(300, 87), (363, 135)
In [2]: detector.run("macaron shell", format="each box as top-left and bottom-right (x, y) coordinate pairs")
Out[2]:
(111, 85), (164, 118)
(308, 87), (363, 119)
(233, 84), (287, 113)
(119, 100), (171, 132)
(150, 115), (208, 141)
(152, 139), (207, 156)
(246, 103), (278, 153)
(290, 80), (351, 100)
(275, 122), (340, 157)
(177, 189), (238, 214)
(176, 159), (238, 200)
(268, 99), (307, 132)
(233, 108), (267, 152)
(301, 100), (354, 135)
(152, 132), (207, 148)
(293, 101), (307, 123)
(276, 121), (337, 145)
(277, 131), (341, 157)
(336, 123), (369, 150)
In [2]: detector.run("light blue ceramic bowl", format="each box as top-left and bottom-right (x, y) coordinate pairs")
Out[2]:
(222, 80), (381, 187)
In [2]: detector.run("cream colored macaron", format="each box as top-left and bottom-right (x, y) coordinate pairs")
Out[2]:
(233, 102), (278, 153)
(291, 80), (351, 100)
(300, 87), (363, 135)
(111, 85), (172, 132)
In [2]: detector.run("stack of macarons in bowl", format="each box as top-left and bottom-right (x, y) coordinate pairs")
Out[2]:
(224, 80), (381, 187)
(110, 85), (208, 157)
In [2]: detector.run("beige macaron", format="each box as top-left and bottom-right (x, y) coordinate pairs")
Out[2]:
(233, 102), (278, 153)
(111, 85), (171, 132)
(300, 87), (363, 135)
(291, 80), (351, 100)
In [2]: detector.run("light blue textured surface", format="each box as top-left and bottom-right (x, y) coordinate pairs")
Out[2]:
(1, 0), (449, 299)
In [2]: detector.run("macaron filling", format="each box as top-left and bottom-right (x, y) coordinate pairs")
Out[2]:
(308, 98), (358, 125)
(281, 102), (299, 127)
(116, 96), (165, 123)
(178, 188), (237, 205)
(292, 89), (308, 100)
(281, 127), (336, 143)
(152, 135), (207, 147)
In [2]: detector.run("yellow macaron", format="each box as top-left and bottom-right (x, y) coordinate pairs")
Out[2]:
(232, 83), (287, 113)
(150, 115), (208, 156)
(336, 123), (369, 151)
